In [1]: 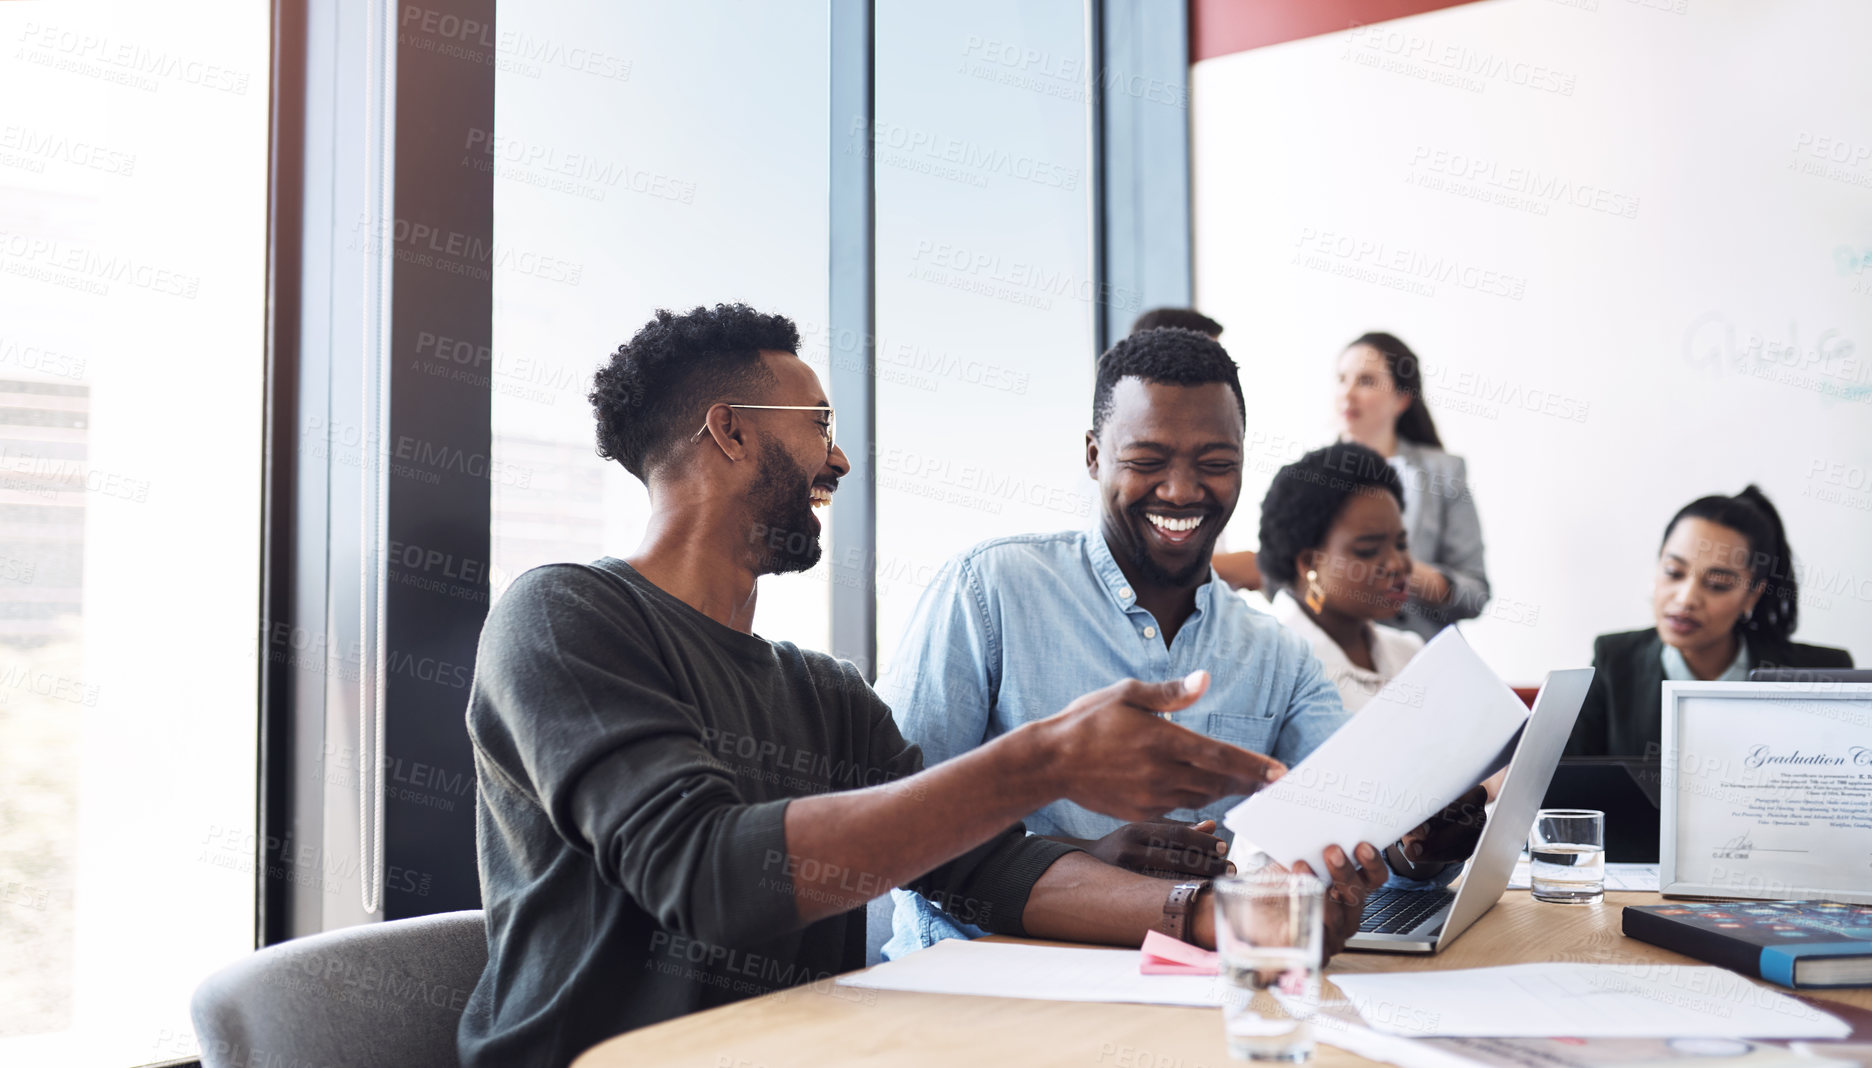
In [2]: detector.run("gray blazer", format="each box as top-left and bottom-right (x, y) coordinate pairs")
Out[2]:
(1388, 440), (1490, 639)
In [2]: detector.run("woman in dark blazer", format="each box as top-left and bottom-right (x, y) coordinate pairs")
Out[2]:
(1565, 485), (1854, 758)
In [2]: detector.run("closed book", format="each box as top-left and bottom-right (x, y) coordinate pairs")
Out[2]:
(1623, 901), (1872, 989)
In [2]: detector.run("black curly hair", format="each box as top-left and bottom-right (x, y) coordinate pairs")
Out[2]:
(1129, 307), (1223, 338)
(589, 303), (799, 479)
(1664, 485), (1799, 643)
(1257, 442), (1406, 589)
(1091, 327), (1244, 438)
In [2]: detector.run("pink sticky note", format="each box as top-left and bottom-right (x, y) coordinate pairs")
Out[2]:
(1140, 929), (1219, 976)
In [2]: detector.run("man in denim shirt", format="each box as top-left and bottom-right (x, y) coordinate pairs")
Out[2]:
(883, 329), (1471, 957)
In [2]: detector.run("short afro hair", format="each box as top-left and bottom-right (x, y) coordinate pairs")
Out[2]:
(589, 303), (797, 479)
(1129, 307), (1223, 338)
(1092, 327), (1245, 438)
(1257, 442), (1406, 589)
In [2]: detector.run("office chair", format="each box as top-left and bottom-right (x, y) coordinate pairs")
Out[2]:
(191, 910), (487, 1068)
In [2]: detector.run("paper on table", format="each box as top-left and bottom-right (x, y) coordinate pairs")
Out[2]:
(1310, 1018), (1481, 1068)
(836, 938), (1222, 1007)
(1507, 859), (1660, 892)
(1331, 963), (1850, 1039)
(1224, 628), (1528, 877)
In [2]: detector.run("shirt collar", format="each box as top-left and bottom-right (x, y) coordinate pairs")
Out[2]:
(1082, 527), (1218, 619)
(1660, 638), (1752, 682)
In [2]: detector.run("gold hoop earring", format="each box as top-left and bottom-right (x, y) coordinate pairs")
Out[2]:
(1304, 569), (1326, 614)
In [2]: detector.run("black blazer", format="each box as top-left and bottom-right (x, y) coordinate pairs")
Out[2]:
(1564, 628), (1854, 758)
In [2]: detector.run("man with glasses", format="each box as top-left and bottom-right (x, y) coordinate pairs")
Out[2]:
(882, 326), (1485, 960)
(458, 304), (1389, 1067)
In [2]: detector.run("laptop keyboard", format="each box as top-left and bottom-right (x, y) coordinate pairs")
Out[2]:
(1358, 887), (1455, 935)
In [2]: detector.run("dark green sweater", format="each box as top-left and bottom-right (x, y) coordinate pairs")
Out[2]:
(458, 558), (1076, 1068)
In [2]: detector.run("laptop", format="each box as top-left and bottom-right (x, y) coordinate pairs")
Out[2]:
(1345, 667), (1593, 954)
(1542, 757), (1660, 862)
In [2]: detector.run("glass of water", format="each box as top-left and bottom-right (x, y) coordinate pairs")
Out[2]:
(1212, 872), (1324, 1062)
(1529, 808), (1605, 903)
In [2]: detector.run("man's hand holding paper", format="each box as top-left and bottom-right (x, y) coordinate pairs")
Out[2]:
(1290, 842), (1390, 957)
(1223, 629), (1529, 878)
(1387, 783), (1491, 878)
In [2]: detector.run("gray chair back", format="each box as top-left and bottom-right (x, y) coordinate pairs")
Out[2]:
(191, 910), (487, 1068)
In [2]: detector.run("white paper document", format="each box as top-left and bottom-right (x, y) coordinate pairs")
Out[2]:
(1506, 860), (1660, 891)
(1331, 963), (1850, 1039)
(836, 939), (1221, 1007)
(1225, 628), (1528, 876)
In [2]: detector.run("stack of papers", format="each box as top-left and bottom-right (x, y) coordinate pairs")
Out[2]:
(1331, 964), (1850, 1039)
(835, 943), (1851, 1048)
(837, 939), (1221, 1006)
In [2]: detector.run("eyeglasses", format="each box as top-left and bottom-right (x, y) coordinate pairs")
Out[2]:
(692, 404), (835, 453)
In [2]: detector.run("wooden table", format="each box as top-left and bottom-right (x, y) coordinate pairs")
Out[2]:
(576, 891), (1872, 1067)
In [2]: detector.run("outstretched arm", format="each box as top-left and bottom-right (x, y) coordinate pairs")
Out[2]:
(781, 672), (1281, 924)
(1022, 842), (1388, 956)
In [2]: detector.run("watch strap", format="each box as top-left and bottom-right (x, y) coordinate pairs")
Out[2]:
(1155, 880), (1209, 942)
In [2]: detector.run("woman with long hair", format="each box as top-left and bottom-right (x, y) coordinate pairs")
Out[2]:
(1333, 332), (1488, 639)
(1564, 485), (1854, 757)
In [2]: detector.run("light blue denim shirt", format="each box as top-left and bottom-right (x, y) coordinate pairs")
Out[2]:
(879, 529), (1352, 958)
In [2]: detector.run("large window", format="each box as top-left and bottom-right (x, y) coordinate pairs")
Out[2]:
(0, 2), (270, 1063)
(488, 2), (1123, 675)
(489, 1), (832, 649)
(1, 1), (1174, 1061)
(873, 0), (1102, 678)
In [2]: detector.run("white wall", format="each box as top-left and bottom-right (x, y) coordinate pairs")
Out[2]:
(1194, 0), (1872, 682)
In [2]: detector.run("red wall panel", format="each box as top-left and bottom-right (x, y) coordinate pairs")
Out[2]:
(1190, 0), (1487, 62)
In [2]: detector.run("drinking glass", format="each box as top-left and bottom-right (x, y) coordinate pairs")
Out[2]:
(1212, 872), (1324, 1062)
(1529, 808), (1605, 903)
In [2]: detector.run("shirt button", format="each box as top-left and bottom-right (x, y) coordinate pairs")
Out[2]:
(1120, 586), (1133, 600)
(1143, 626), (1157, 639)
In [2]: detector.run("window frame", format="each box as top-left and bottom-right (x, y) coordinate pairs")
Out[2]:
(262, 0), (496, 940)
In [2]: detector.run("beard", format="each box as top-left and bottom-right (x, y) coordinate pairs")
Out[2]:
(748, 439), (823, 575)
(1124, 539), (1211, 588)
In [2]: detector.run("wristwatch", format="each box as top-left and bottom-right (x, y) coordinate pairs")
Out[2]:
(1155, 880), (1211, 943)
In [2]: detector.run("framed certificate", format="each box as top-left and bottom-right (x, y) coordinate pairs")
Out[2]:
(1660, 681), (1872, 903)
